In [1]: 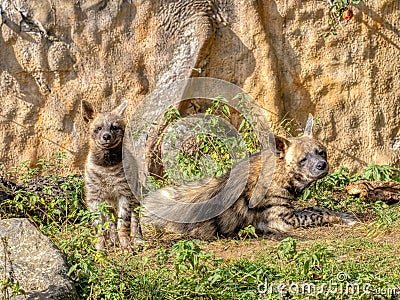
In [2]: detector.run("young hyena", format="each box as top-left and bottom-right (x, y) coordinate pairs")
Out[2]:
(143, 115), (358, 239)
(82, 100), (143, 251)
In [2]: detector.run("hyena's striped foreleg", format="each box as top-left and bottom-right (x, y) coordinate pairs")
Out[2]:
(117, 196), (132, 250)
(117, 197), (143, 249)
(286, 206), (358, 228)
(86, 197), (109, 251)
(256, 205), (357, 234)
(131, 205), (144, 245)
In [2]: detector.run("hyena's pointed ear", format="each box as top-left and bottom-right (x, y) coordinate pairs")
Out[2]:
(268, 133), (291, 158)
(82, 100), (96, 123)
(303, 113), (314, 137)
(114, 101), (128, 115)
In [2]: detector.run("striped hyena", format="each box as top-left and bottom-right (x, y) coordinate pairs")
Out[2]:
(82, 100), (143, 251)
(143, 115), (357, 239)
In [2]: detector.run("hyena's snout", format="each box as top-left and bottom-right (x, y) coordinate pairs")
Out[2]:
(97, 130), (116, 146)
(96, 128), (122, 148)
(102, 132), (112, 141)
(316, 160), (328, 171)
(312, 158), (329, 178)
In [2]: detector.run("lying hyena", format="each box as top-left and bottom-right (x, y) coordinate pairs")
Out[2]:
(143, 115), (357, 239)
(82, 100), (143, 251)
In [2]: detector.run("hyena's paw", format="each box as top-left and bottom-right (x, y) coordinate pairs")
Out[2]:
(117, 237), (146, 253)
(337, 212), (359, 226)
(118, 235), (132, 252)
(109, 228), (118, 247)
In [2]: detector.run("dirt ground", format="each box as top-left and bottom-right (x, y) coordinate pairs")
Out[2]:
(140, 222), (400, 260)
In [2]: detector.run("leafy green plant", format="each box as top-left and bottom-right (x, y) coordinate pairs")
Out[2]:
(0, 175), (84, 227)
(277, 238), (335, 280)
(300, 166), (353, 209)
(238, 225), (258, 240)
(367, 201), (400, 237)
(171, 240), (212, 277)
(271, 114), (321, 138)
(272, 113), (303, 137)
(361, 164), (400, 182)
(0, 278), (25, 299)
(277, 237), (298, 260)
(163, 106), (181, 124)
(151, 95), (261, 187)
(0, 152), (85, 228)
(294, 244), (335, 278)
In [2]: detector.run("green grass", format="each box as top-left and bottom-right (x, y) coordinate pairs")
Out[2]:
(1, 150), (400, 299)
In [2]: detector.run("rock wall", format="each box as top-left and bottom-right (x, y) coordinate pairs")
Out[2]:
(0, 0), (398, 173)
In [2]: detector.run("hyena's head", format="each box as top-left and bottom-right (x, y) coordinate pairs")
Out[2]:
(270, 114), (328, 196)
(82, 100), (128, 150)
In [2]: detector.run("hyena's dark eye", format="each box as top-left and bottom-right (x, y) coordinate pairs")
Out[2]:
(316, 149), (326, 157)
(299, 157), (307, 165)
(111, 125), (120, 131)
(94, 126), (102, 133)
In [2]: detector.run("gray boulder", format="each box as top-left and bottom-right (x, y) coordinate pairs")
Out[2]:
(0, 218), (78, 299)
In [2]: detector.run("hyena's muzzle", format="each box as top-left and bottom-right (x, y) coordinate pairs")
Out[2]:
(306, 151), (329, 180)
(92, 115), (124, 149)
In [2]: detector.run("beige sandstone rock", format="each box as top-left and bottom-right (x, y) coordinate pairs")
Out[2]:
(0, 0), (398, 173)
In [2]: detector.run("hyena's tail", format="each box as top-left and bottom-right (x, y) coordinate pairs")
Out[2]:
(142, 166), (248, 226)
